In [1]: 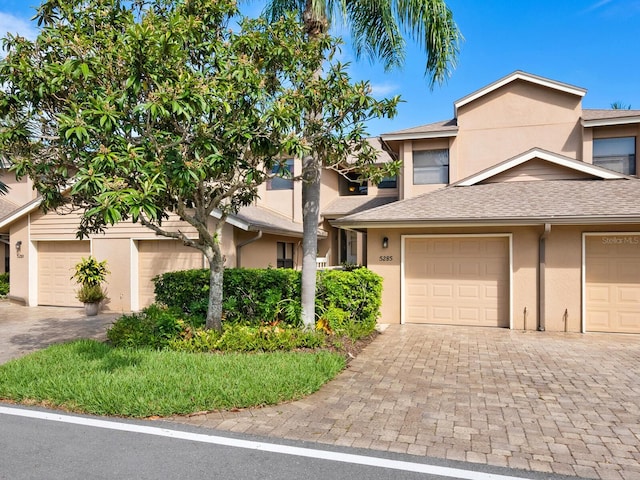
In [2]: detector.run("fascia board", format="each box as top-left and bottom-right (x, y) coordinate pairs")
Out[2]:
(0, 198), (42, 229)
(582, 116), (640, 127)
(335, 216), (640, 229)
(380, 130), (458, 141)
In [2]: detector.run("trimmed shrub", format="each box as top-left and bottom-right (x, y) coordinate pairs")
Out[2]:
(107, 304), (201, 349)
(0, 273), (8, 296)
(152, 267), (383, 338)
(154, 268), (302, 325)
(315, 268), (382, 339)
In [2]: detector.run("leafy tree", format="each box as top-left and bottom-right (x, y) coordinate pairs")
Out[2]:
(0, 0), (398, 330)
(262, 0), (462, 327)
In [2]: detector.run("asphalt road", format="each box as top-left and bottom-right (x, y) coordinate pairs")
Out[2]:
(0, 405), (581, 480)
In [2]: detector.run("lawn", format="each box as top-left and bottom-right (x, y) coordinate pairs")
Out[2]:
(0, 339), (346, 417)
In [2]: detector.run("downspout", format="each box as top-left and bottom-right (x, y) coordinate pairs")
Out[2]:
(538, 223), (551, 331)
(236, 230), (262, 268)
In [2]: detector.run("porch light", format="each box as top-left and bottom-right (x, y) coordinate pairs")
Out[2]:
(382, 237), (389, 249)
(15, 240), (22, 257)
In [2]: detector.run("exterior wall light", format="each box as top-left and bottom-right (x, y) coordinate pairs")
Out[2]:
(15, 240), (24, 258)
(382, 237), (389, 249)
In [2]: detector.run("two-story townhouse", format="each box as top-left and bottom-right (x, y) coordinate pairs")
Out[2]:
(0, 143), (392, 311)
(335, 71), (640, 334)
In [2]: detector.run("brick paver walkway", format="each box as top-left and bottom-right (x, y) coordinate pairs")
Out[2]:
(167, 325), (640, 480)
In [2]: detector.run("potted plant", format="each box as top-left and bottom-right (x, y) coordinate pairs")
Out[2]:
(72, 256), (109, 316)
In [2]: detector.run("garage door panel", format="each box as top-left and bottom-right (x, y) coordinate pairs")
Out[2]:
(404, 237), (509, 327)
(586, 235), (640, 334)
(138, 240), (204, 308)
(38, 241), (90, 307)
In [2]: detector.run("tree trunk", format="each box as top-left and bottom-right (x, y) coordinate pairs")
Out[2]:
(300, 152), (320, 328)
(203, 236), (224, 331)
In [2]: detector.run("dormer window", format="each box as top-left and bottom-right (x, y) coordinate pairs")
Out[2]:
(413, 149), (449, 184)
(339, 172), (367, 196)
(593, 137), (636, 175)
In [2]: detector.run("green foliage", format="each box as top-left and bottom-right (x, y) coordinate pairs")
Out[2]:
(107, 304), (199, 349)
(75, 284), (106, 303)
(153, 267), (382, 339)
(154, 268), (302, 325)
(316, 268), (382, 339)
(171, 324), (326, 353)
(72, 256), (109, 287)
(0, 339), (346, 417)
(0, 273), (8, 296)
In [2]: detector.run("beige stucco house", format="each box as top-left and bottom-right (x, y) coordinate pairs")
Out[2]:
(335, 71), (640, 334)
(2, 71), (639, 334)
(0, 138), (394, 311)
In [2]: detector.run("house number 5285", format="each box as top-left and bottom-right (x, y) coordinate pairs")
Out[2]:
(379, 255), (393, 262)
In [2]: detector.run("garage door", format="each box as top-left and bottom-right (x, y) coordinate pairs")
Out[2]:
(138, 240), (204, 308)
(585, 235), (640, 333)
(404, 236), (509, 326)
(38, 241), (91, 306)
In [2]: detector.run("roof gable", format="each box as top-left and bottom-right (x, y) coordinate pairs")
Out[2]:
(454, 148), (627, 187)
(454, 71), (586, 117)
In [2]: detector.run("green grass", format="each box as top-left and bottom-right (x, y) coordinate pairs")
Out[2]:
(0, 339), (346, 417)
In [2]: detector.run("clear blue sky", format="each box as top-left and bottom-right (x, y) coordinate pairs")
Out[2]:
(2, 0), (639, 135)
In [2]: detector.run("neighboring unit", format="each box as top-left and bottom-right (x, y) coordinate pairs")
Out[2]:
(335, 71), (640, 334)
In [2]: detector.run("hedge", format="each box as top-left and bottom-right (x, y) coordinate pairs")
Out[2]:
(152, 267), (382, 330)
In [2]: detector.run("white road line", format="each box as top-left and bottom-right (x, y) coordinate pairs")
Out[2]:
(1, 406), (529, 480)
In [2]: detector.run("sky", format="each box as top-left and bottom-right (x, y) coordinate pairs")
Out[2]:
(1, 0), (639, 135)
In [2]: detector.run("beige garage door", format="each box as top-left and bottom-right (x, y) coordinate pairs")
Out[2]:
(38, 241), (91, 307)
(138, 240), (204, 308)
(404, 236), (509, 326)
(585, 235), (640, 334)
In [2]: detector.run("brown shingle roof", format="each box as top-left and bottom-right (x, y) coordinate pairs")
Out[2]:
(233, 205), (327, 238)
(322, 195), (397, 217)
(583, 109), (640, 120)
(381, 119), (457, 137)
(335, 179), (640, 226)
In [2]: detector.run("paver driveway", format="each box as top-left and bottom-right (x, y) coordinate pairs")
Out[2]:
(168, 325), (640, 480)
(0, 301), (119, 364)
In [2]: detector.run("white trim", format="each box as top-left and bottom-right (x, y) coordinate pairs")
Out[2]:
(130, 239), (139, 312)
(0, 198), (42, 229)
(582, 116), (640, 127)
(27, 214), (38, 307)
(581, 231), (640, 334)
(456, 148), (624, 186)
(454, 71), (586, 115)
(400, 234), (513, 329)
(381, 130), (457, 142)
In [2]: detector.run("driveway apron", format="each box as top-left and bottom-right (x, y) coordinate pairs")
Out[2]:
(168, 325), (640, 480)
(0, 301), (119, 364)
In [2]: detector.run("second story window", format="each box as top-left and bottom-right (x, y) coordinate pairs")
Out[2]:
(413, 149), (449, 185)
(268, 159), (294, 190)
(593, 137), (636, 175)
(339, 172), (367, 196)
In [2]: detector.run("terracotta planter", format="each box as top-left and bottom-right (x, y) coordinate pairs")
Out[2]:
(84, 302), (100, 316)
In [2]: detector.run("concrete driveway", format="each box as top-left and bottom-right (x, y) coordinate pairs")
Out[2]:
(0, 300), (119, 364)
(168, 325), (640, 480)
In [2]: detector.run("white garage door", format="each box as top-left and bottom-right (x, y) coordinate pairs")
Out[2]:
(38, 241), (91, 307)
(585, 234), (640, 334)
(404, 236), (510, 327)
(138, 240), (204, 308)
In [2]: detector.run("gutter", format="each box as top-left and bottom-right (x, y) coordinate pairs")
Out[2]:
(538, 223), (551, 331)
(235, 230), (262, 268)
